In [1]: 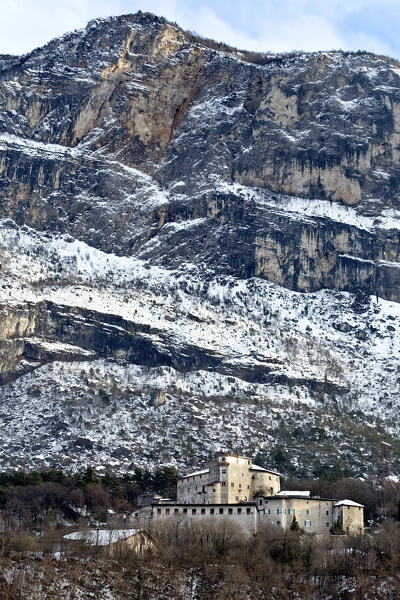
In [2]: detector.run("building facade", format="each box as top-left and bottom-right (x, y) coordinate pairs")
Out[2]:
(333, 500), (364, 534)
(259, 493), (336, 535)
(176, 453), (281, 504)
(152, 502), (258, 535)
(143, 454), (364, 536)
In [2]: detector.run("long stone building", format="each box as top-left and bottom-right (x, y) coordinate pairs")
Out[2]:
(146, 453), (364, 536)
(258, 492), (364, 535)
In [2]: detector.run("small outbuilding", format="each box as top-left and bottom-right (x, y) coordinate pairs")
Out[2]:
(63, 528), (155, 556)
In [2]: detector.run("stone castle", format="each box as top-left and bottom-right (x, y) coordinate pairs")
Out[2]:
(177, 453), (281, 504)
(145, 453), (364, 536)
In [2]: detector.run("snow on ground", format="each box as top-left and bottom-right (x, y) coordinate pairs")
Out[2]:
(1, 220), (400, 473)
(0, 354), (396, 476)
(213, 180), (400, 233)
(0, 133), (81, 159)
(1, 218), (400, 412)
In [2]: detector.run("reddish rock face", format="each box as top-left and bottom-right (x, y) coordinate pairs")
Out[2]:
(1, 13), (400, 298)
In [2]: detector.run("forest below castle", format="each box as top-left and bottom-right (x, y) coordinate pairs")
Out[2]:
(0, 468), (399, 597)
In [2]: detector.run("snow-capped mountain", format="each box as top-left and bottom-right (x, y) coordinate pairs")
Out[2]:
(1, 12), (400, 476)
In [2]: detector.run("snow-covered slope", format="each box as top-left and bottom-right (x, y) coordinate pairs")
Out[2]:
(0, 221), (399, 476)
(1, 12), (400, 476)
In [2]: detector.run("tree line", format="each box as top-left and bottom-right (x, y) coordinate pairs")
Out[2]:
(1, 466), (400, 528)
(0, 465), (179, 528)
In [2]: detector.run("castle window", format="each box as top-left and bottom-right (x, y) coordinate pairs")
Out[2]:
(192, 509), (196, 515)
(157, 508), (161, 515)
(277, 508), (282, 514)
(325, 510), (329, 516)
(166, 509), (170, 515)
(277, 520), (281, 526)
(259, 499), (263, 506)
(239, 483), (242, 488)
(201, 508), (206, 514)
(228, 508), (233, 515)
(306, 509), (310, 515)
(269, 476), (271, 480)
(219, 508), (224, 514)
(264, 508), (270, 515)
(304, 520), (311, 527)
(247, 485), (250, 489)
(231, 483), (234, 487)
(213, 489), (216, 492)
(248, 460), (251, 465)
(326, 522), (330, 527)
(247, 508), (251, 514)
(183, 508), (187, 514)
(288, 509), (295, 515)
(237, 508), (242, 514)
(210, 508), (214, 515)
(221, 481), (226, 486)
(174, 509), (179, 514)
(221, 469), (226, 474)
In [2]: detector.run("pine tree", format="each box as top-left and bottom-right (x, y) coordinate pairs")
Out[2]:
(290, 515), (299, 531)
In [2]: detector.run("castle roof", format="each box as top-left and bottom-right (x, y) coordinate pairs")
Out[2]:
(265, 495), (337, 502)
(334, 499), (364, 508)
(277, 490), (310, 497)
(250, 464), (281, 476)
(64, 529), (143, 546)
(180, 469), (209, 479)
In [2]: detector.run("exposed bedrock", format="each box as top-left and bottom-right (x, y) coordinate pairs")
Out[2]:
(1, 13), (400, 302)
(142, 194), (400, 301)
(0, 300), (347, 396)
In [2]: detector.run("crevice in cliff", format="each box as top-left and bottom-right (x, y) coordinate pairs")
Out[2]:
(243, 75), (264, 115)
(167, 66), (204, 146)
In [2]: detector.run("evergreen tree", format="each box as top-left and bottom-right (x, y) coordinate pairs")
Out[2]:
(330, 518), (345, 535)
(82, 466), (98, 485)
(153, 466), (179, 497)
(290, 515), (299, 531)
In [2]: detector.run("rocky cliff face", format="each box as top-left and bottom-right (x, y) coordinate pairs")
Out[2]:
(1, 13), (400, 476)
